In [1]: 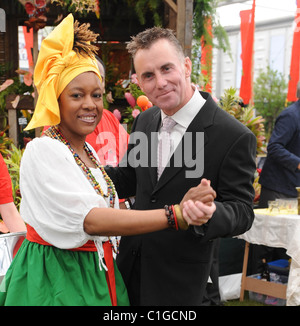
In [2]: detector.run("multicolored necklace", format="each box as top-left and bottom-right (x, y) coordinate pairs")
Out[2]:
(44, 125), (119, 252)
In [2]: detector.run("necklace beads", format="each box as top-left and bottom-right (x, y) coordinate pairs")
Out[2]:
(44, 126), (116, 207)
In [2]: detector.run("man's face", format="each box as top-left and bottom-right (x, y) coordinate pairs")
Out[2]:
(134, 39), (193, 115)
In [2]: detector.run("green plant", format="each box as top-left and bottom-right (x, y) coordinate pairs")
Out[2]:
(220, 87), (266, 155)
(219, 87), (266, 204)
(0, 76), (34, 116)
(51, 0), (99, 15)
(0, 126), (13, 156)
(254, 66), (287, 140)
(125, 0), (162, 26)
(3, 144), (24, 209)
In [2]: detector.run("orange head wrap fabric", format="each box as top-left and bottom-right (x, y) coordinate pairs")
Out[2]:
(25, 14), (101, 131)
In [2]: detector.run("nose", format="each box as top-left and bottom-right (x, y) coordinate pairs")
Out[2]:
(83, 95), (97, 110)
(156, 73), (167, 89)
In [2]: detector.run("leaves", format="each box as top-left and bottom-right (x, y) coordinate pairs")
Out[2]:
(220, 88), (266, 155)
(3, 144), (24, 209)
(254, 66), (287, 140)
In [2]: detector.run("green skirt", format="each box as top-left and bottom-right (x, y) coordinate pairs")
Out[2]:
(0, 239), (129, 306)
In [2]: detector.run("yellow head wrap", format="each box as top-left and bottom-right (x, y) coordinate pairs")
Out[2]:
(25, 14), (101, 130)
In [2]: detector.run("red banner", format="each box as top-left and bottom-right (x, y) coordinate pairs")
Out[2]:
(23, 26), (34, 68)
(201, 18), (213, 93)
(287, 0), (300, 102)
(239, 0), (256, 105)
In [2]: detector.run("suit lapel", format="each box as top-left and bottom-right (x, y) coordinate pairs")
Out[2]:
(146, 109), (161, 188)
(153, 92), (217, 193)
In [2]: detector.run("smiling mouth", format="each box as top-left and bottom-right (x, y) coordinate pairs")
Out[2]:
(157, 90), (172, 98)
(78, 114), (97, 123)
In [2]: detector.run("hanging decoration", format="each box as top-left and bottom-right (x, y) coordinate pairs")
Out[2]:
(51, 0), (100, 16)
(287, 0), (300, 102)
(239, 0), (256, 105)
(18, 0), (49, 31)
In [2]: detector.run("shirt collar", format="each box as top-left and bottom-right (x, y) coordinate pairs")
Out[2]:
(161, 86), (206, 129)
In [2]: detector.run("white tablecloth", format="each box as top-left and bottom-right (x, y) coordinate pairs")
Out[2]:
(238, 209), (300, 306)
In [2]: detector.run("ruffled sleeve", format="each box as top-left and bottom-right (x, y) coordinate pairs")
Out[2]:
(20, 136), (116, 249)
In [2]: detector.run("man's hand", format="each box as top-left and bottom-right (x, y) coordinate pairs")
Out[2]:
(180, 178), (216, 210)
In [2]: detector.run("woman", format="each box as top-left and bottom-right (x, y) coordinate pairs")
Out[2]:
(0, 15), (216, 306)
(0, 153), (26, 233)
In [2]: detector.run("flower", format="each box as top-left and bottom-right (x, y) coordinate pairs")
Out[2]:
(113, 109), (121, 121)
(132, 109), (141, 118)
(0, 79), (14, 92)
(106, 91), (114, 104)
(125, 92), (136, 108)
(131, 73), (139, 85)
(23, 72), (33, 87)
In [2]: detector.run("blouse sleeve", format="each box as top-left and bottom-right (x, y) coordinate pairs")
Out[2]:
(20, 137), (111, 249)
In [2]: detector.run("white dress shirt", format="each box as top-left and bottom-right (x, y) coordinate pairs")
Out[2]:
(159, 87), (206, 156)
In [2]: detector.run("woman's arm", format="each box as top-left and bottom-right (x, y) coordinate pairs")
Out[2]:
(0, 202), (26, 232)
(84, 199), (216, 236)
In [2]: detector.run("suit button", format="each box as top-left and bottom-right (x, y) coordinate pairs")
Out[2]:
(151, 196), (157, 203)
(132, 250), (137, 256)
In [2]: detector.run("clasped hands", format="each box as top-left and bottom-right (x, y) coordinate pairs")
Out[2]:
(180, 178), (216, 227)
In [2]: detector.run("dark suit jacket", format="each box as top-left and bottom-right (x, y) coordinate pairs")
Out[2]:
(259, 100), (300, 197)
(106, 91), (256, 305)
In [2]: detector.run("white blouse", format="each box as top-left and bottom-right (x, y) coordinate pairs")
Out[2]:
(19, 136), (119, 270)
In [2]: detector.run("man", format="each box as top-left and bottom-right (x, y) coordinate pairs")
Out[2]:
(106, 27), (256, 306)
(259, 81), (300, 206)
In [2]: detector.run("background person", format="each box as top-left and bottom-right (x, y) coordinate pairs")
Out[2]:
(86, 56), (129, 167)
(251, 81), (300, 273)
(0, 153), (26, 233)
(259, 81), (300, 206)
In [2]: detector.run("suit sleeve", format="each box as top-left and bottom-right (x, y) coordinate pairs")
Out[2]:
(194, 130), (257, 240)
(267, 111), (300, 172)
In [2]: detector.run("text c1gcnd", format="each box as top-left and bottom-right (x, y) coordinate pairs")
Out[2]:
(147, 310), (197, 321)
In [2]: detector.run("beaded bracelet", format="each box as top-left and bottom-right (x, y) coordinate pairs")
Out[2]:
(164, 205), (178, 230)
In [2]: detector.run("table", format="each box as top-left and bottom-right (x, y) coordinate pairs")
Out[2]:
(238, 209), (300, 306)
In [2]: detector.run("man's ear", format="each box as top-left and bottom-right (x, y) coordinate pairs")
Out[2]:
(184, 57), (192, 78)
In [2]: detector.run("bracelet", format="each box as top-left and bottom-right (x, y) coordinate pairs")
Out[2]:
(174, 204), (189, 230)
(164, 205), (178, 230)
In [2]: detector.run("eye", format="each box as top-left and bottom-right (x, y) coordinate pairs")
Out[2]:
(71, 93), (82, 99)
(142, 72), (153, 80)
(162, 65), (171, 72)
(93, 92), (102, 99)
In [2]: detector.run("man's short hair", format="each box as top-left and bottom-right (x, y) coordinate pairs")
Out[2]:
(126, 26), (184, 59)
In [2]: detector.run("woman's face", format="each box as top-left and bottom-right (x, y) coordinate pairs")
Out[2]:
(58, 71), (103, 141)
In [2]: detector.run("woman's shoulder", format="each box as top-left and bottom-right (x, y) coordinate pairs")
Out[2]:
(25, 136), (69, 155)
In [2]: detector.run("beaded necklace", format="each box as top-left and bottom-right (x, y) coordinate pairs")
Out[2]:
(44, 125), (119, 252)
